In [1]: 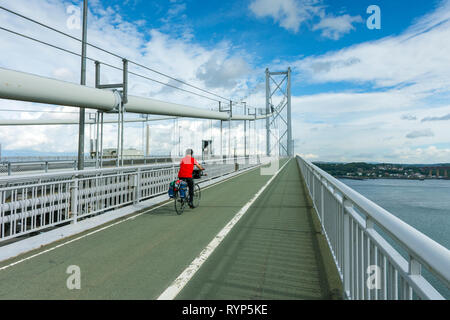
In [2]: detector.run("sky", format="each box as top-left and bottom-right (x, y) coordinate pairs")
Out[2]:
(0, 0), (450, 163)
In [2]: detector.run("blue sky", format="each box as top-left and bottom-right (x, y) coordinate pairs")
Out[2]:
(0, 0), (450, 163)
(111, 1), (435, 54)
(93, 0), (441, 96)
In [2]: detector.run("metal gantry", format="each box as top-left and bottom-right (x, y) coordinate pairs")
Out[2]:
(95, 59), (129, 167)
(265, 68), (292, 157)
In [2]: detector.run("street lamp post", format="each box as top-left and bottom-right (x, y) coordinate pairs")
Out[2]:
(77, 0), (88, 170)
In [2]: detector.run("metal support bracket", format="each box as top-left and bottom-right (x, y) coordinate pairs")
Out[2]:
(218, 100), (232, 119)
(248, 107), (257, 120)
(95, 59), (128, 109)
(94, 59), (128, 167)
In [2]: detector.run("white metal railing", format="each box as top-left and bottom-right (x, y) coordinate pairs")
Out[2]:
(0, 156), (174, 176)
(0, 156), (269, 242)
(296, 155), (450, 300)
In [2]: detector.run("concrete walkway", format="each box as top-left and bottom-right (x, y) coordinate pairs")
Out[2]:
(177, 158), (341, 299)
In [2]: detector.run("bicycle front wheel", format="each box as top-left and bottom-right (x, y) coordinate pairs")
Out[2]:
(192, 184), (201, 207)
(174, 192), (186, 215)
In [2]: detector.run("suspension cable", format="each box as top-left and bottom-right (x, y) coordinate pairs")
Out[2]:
(0, 26), (223, 103)
(0, 5), (238, 104)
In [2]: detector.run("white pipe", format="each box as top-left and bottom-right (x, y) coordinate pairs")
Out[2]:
(0, 68), (116, 111)
(0, 67), (271, 121)
(0, 117), (176, 126)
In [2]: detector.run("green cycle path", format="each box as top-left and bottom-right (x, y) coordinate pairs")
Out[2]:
(0, 158), (341, 299)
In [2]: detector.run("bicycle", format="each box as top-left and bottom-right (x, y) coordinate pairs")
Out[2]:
(174, 169), (205, 215)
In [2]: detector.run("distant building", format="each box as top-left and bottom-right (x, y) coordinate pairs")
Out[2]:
(99, 148), (144, 159)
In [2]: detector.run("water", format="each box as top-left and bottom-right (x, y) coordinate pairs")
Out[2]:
(339, 178), (450, 299)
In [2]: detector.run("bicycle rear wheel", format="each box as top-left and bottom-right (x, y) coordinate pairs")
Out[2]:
(174, 192), (186, 215)
(192, 184), (201, 207)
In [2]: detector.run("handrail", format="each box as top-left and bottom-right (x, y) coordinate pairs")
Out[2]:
(0, 156), (257, 183)
(296, 155), (450, 299)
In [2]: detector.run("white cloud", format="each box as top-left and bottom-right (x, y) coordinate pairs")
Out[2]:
(52, 67), (76, 82)
(291, 104), (450, 163)
(401, 114), (417, 121)
(406, 129), (434, 139)
(390, 146), (450, 163)
(312, 13), (363, 40)
(167, 3), (186, 17)
(422, 113), (450, 122)
(298, 153), (318, 159)
(295, 1), (450, 91)
(249, 0), (322, 33)
(249, 0), (361, 40)
(283, 0), (450, 163)
(196, 55), (250, 89)
(291, 90), (418, 114)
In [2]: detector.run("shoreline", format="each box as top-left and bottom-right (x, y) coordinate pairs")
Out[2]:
(337, 176), (450, 181)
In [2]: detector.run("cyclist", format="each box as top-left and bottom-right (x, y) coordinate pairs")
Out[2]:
(178, 148), (204, 208)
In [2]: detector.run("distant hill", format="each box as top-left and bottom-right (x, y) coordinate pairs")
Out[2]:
(313, 161), (450, 167)
(313, 161), (450, 180)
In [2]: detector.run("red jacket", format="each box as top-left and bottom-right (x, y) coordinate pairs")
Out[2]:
(178, 155), (199, 178)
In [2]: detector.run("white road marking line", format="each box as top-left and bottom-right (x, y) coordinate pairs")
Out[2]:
(0, 164), (263, 271)
(157, 159), (290, 300)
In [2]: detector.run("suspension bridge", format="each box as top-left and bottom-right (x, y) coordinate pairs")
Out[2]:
(0, 3), (449, 300)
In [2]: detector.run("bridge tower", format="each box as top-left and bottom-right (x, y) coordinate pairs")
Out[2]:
(265, 67), (292, 157)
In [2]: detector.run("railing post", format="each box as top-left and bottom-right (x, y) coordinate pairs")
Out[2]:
(134, 168), (141, 204)
(71, 179), (79, 224)
(308, 166), (312, 189)
(45, 161), (49, 173)
(408, 256), (421, 299)
(320, 178), (325, 233)
(409, 257), (421, 276)
(7, 162), (11, 176)
(365, 218), (375, 300)
(311, 169), (315, 201)
(343, 198), (352, 299)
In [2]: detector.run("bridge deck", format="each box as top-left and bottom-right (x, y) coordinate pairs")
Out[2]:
(0, 159), (341, 299)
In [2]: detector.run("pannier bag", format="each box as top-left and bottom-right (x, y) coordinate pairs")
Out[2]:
(168, 180), (188, 198)
(178, 180), (188, 198)
(168, 180), (176, 198)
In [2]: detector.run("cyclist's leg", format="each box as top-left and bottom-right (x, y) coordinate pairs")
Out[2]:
(186, 178), (194, 204)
